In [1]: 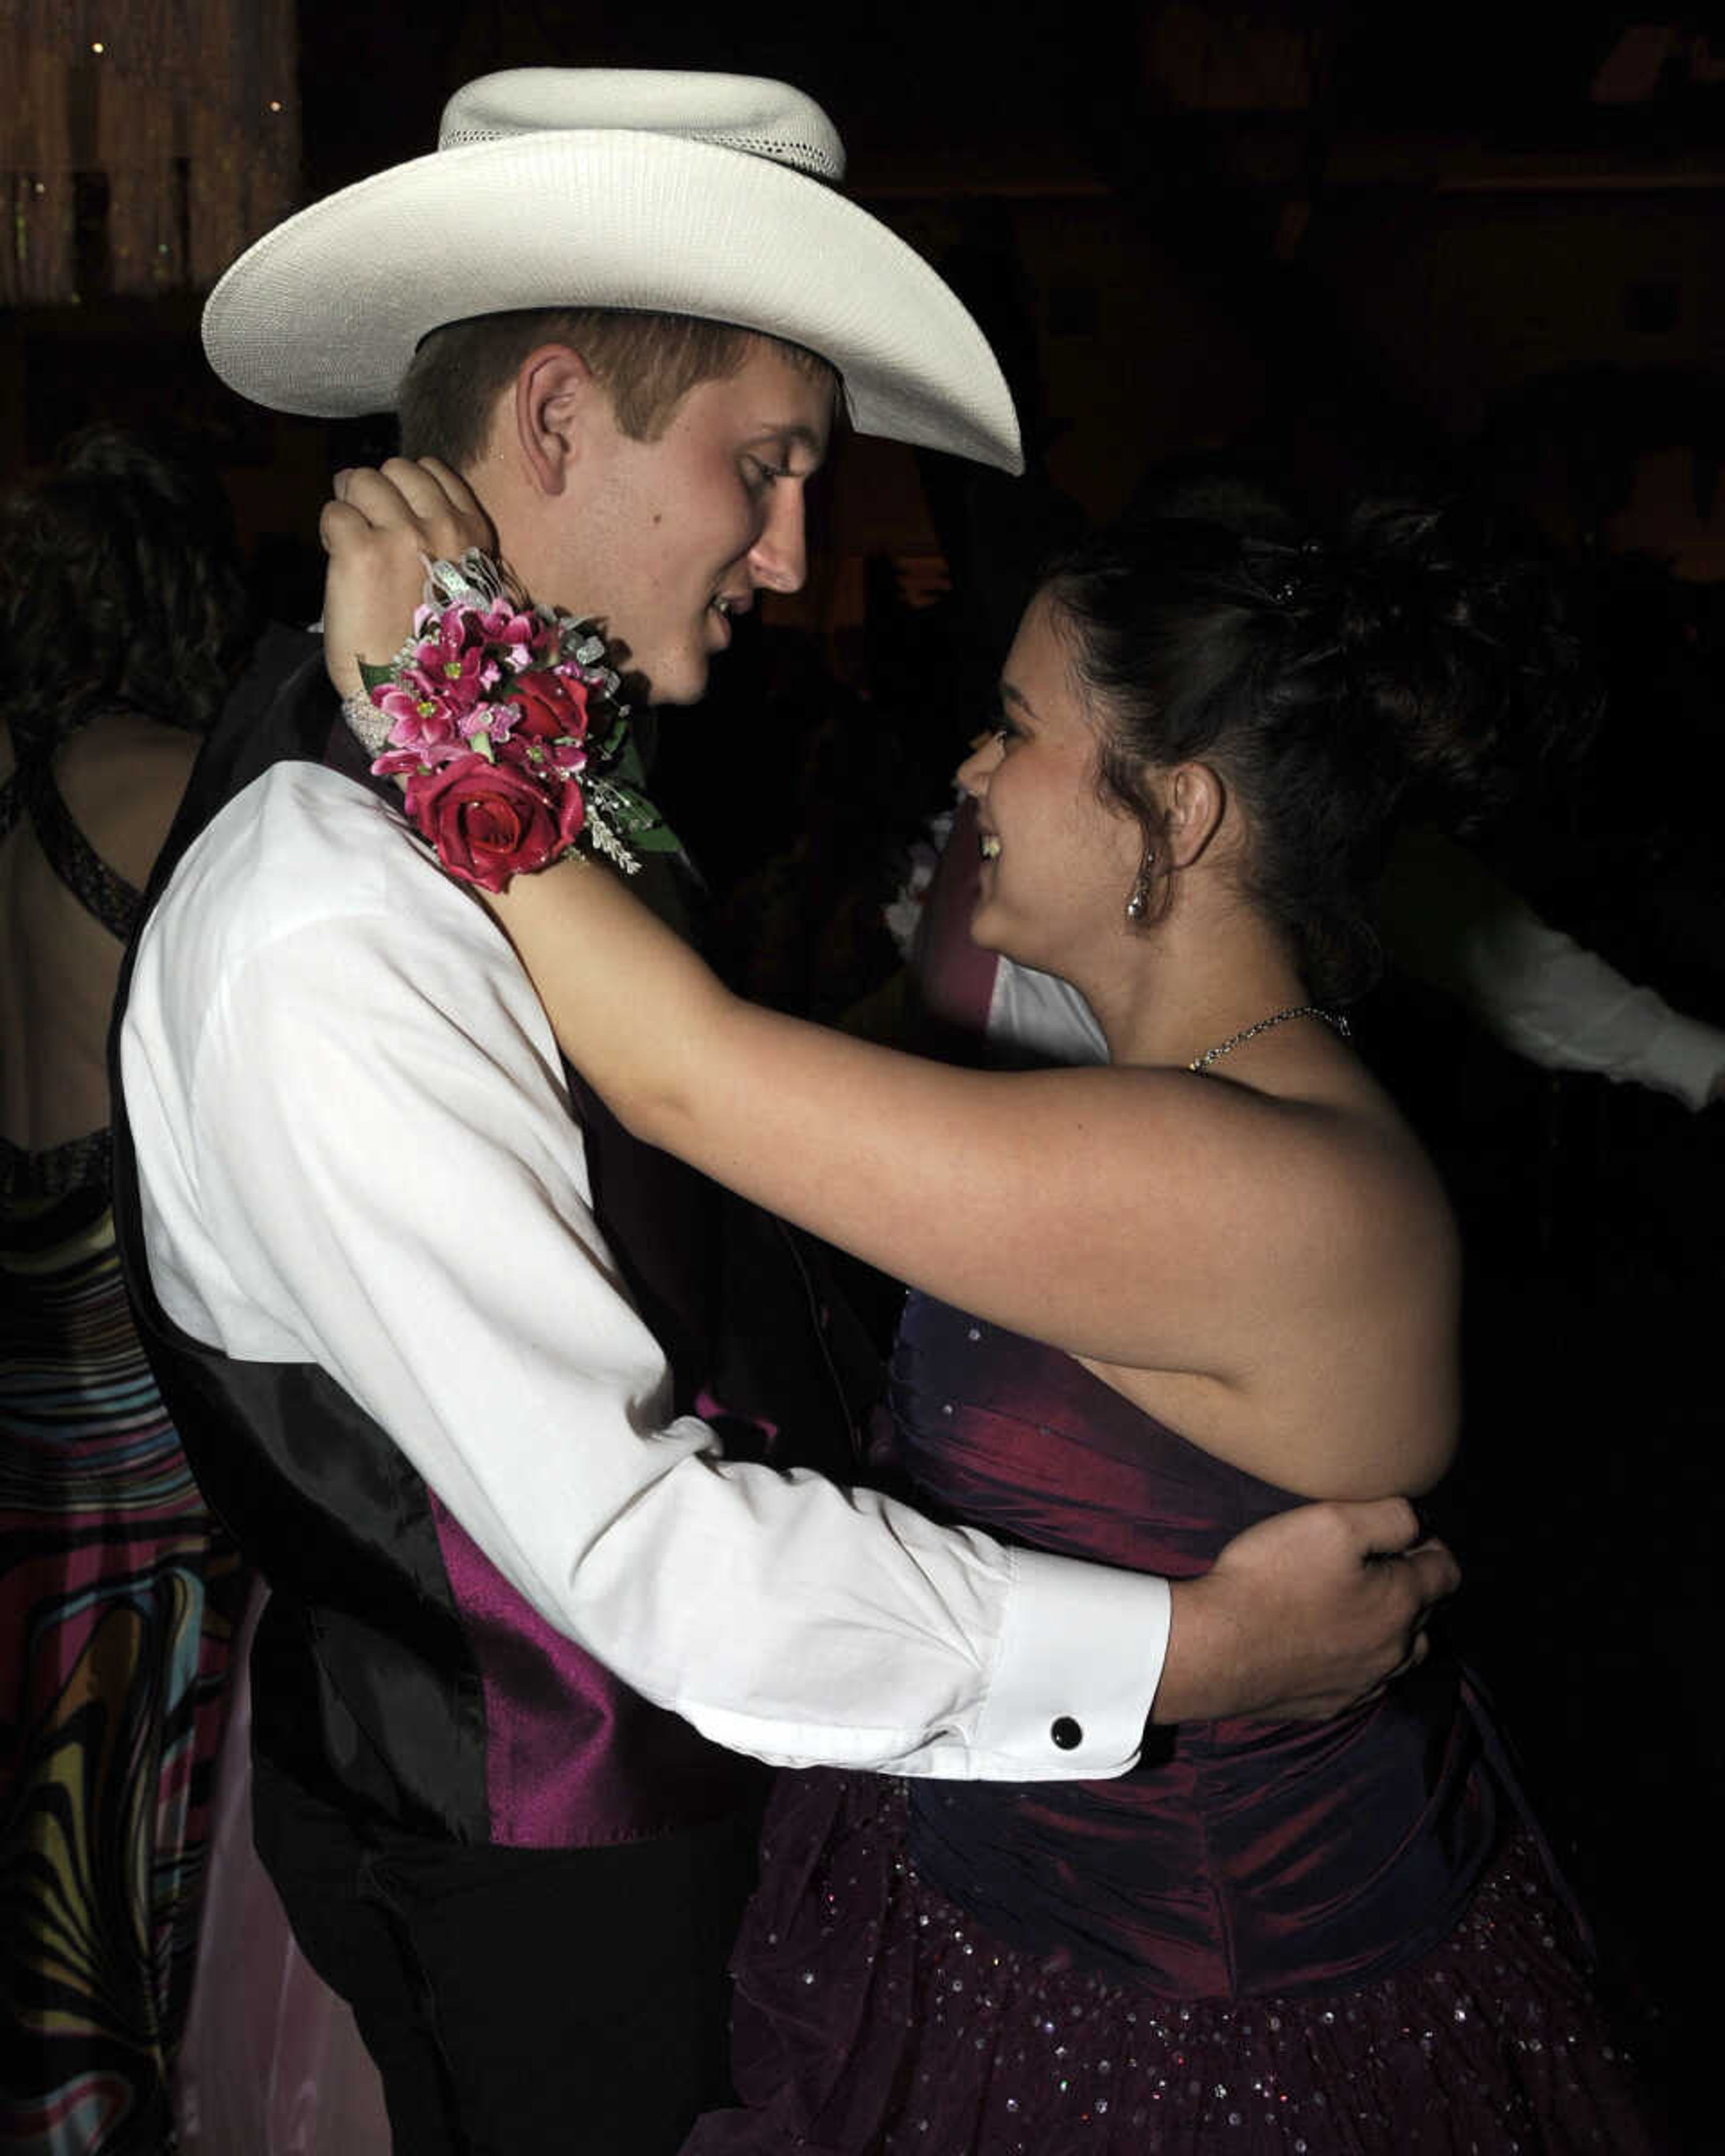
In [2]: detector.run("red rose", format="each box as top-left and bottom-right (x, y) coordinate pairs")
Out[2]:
(403, 751), (586, 893)
(505, 667), (591, 751)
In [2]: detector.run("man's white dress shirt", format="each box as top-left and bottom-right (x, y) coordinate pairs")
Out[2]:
(123, 762), (1170, 1780)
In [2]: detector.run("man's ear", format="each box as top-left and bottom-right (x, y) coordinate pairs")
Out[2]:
(1161, 761), (1228, 869)
(512, 343), (602, 499)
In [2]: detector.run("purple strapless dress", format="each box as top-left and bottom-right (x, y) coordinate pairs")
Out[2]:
(684, 1295), (1659, 2154)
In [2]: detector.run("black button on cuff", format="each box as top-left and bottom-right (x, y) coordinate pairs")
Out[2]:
(1050, 1716), (1083, 1751)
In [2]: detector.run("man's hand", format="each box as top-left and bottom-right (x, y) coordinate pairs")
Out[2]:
(318, 457), (495, 702)
(1153, 1498), (1459, 1724)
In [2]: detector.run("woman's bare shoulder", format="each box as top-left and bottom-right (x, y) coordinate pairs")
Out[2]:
(1114, 1055), (1453, 1251)
(1080, 1065), (1461, 1498)
(1248, 1072), (1461, 1332)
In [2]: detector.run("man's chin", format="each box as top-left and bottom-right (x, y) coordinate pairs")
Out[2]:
(639, 655), (711, 709)
(586, 629), (705, 710)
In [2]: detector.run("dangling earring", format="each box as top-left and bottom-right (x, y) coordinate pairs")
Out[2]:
(1125, 853), (1155, 923)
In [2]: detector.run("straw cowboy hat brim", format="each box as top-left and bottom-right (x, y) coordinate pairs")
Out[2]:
(202, 70), (1023, 473)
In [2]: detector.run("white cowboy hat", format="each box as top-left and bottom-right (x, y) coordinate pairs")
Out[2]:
(202, 68), (1023, 473)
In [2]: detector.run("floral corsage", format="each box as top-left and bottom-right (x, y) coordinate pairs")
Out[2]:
(341, 550), (677, 893)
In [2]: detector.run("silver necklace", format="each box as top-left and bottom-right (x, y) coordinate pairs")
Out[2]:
(1188, 1003), (1352, 1073)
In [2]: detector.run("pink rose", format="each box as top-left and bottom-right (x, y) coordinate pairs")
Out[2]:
(402, 750), (585, 892)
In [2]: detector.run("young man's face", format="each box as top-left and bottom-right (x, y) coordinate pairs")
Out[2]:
(546, 336), (833, 706)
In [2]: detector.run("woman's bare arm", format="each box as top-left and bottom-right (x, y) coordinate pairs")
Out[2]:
(487, 855), (1387, 1381)
(316, 459), (1466, 1669)
(318, 460), (1438, 1438)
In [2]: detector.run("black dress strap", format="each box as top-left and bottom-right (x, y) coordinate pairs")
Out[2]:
(1, 740), (143, 1204)
(0, 1127), (113, 1213)
(18, 753), (144, 941)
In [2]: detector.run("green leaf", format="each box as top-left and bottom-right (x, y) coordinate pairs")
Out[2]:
(628, 822), (682, 855)
(593, 778), (681, 855)
(591, 714), (632, 763)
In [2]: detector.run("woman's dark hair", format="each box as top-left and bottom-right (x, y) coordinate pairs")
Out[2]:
(1044, 499), (1600, 1001)
(0, 426), (256, 760)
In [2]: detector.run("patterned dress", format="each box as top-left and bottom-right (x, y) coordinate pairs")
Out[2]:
(686, 1293), (1660, 2154)
(0, 739), (242, 2154)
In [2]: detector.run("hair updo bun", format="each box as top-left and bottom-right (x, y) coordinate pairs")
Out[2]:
(1300, 500), (1596, 822)
(1043, 498), (1599, 1002)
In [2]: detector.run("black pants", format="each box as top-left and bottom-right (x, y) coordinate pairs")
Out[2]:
(253, 1755), (762, 2156)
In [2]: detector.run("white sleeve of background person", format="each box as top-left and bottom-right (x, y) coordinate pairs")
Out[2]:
(1381, 827), (1724, 1111)
(987, 955), (1110, 1066)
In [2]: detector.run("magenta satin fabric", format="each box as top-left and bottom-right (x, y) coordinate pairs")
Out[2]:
(887, 1296), (1497, 1997)
(693, 1778), (1657, 2155)
(427, 1494), (761, 1848)
(683, 1296), (1660, 2152)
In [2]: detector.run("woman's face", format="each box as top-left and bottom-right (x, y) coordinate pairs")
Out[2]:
(955, 592), (1146, 977)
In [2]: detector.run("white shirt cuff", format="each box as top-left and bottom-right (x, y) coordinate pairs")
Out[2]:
(968, 1546), (1171, 1777)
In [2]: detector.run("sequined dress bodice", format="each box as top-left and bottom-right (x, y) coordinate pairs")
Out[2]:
(887, 1293), (1498, 1998)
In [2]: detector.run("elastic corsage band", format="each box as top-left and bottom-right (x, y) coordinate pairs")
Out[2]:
(341, 549), (677, 892)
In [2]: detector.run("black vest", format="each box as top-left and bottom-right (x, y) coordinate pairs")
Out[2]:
(108, 631), (880, 1845)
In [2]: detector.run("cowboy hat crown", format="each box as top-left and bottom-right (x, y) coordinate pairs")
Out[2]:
(202, 68), (1023, 473)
